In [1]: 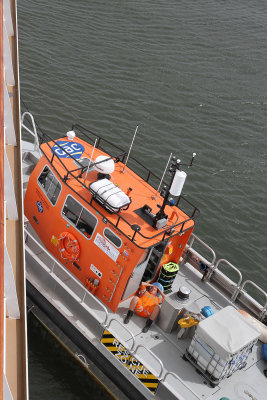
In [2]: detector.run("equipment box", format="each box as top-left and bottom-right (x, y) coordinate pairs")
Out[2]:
(184, 306), (260, 386)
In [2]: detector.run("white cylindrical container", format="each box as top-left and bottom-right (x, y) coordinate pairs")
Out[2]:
(169, 170), (187, 196)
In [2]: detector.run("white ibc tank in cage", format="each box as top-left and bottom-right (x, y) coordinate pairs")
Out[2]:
(169, 170), (187, 196)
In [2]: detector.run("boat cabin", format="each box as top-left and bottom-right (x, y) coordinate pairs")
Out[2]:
(24, 126), (199, 312)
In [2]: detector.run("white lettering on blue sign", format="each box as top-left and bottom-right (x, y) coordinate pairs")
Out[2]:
(37, 201), (43, 213)
(52, 140), (85, 159)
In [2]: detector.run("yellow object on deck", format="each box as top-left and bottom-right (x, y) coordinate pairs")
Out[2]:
(178, 315), (199, 328)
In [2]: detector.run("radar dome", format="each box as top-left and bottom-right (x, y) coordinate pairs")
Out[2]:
(94, 155), (115, 174)
(67, 130), (76, 141)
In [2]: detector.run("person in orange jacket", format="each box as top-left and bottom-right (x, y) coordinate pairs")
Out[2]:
(123, 282), (165, 332)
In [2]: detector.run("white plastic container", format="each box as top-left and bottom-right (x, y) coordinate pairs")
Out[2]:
(169, 170), (187, 196)
(186, 306), (260, 383)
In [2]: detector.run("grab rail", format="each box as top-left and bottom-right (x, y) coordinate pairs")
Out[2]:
(21, 111), (42, 157)
(183, 233), (267, 322)
(24, 225), (109, 325)
(105, 318), (135, 352)
(186, 233), (216, 266)
(134, 344), (164, 379)
(239, 280), (267, 310)
(184, 233), (216, 281)
(214, 258), (243, 300)
(162, 371), (199, 400)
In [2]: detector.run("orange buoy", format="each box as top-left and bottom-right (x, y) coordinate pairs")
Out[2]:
(59, 232), (80, 261)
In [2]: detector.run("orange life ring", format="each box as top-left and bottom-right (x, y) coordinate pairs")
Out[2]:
(59, 232), (80, 261)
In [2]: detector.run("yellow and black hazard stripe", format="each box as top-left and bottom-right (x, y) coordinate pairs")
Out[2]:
(127, 363), (159, 394)
(133, 374), (159, 394)
(101, 330), (159, 394)
(101, 330), (119, 354)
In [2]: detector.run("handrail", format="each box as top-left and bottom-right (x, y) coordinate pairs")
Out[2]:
(185, 234), (267, 321)
(239, 280), (267, 310)
(24, 225), (109, 325)
(162, 371), (199, 400)
(105, 318), (135, 352)
(187, 233), (216, 266)
(72, 123), (166, 186)
(214, 259), (243, 300)
(134, 344), (164, 379)
(21, 112), (42, 157)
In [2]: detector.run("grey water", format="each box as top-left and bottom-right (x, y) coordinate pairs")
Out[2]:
(18, 0), (267, 398)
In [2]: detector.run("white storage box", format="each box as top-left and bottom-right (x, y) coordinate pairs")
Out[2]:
(89, 179), (131, 212)
(186, 306), (260, 384)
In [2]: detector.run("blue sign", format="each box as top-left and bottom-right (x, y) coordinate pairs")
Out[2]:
(52, 140), (85, 159)
(37, 201), (43, 213)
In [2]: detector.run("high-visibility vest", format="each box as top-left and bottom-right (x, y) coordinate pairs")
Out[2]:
(135, 285), (160, 317)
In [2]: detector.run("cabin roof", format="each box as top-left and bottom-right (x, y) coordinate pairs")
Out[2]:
(40, 134), (198, 249)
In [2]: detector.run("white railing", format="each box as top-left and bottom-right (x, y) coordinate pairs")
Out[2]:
(187, 233), (216, 266)
(162, 371), (199, 400)
(21, 112), (42, 157)
(106, 318), (135, 352)
(184, 233), (267, 322)
(134, 344), (164, 379)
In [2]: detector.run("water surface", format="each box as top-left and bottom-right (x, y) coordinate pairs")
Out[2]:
(18, 0), (267, 398)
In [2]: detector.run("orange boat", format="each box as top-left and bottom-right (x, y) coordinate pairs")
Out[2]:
(22, 114), (267, 399)
(24, 124), (198, 313)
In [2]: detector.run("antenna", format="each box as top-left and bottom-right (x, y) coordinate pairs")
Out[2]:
(122, 125), (139, 173)
(153, 152), (196, 228)
(153, 152), (173, 200)
(84, 138), (97, 183)
(189, 153), (196, 167)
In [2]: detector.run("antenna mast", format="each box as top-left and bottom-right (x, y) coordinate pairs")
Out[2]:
(122, 125), (139, 173)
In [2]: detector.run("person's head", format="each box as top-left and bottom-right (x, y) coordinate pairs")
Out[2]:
(149, 282), (164, 297)
(149, 286), (158, 295)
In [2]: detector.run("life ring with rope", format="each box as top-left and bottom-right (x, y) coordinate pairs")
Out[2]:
(59, 231), (80, 261)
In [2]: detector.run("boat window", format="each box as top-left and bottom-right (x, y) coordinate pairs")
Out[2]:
(62, 195), (97, 239)
(103, 228), (122, 248)
(77, 208), (97, 238)
(38, 165), (61, 205)
(62, 196), (82, 225)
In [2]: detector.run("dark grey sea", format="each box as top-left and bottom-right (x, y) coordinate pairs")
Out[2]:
(18, 0), (267, 398)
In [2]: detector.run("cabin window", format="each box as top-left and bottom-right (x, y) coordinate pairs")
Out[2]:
(62, 195), (97, 239)
(103, 228), (122, 248)
(38, 165), (61, 205)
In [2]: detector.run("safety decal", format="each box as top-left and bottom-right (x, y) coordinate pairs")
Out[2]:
(51, 235), (59, 246)
(52, 140), (85, 159)
(101, 330), (159, 394)
(94, 233), (120, 262)
(37, 201), (43, 213)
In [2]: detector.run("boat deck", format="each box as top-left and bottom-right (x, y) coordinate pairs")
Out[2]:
(24, 221), (267, 400)
(115, 263), (266, 400)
